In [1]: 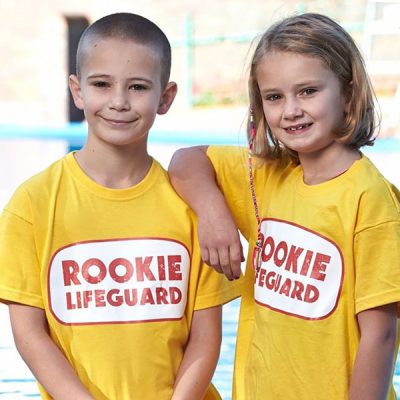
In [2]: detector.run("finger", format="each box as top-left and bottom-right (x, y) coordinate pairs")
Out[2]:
(229, 244), (243, 279)
(218, 247), (235, 281)
(208, 248), (220, 268)
(201, 247), (223, 273)
(240, 243), (245, 262)
(201, 246), (210, 265)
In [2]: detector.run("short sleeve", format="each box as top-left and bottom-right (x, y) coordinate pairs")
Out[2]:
(354, 182), (400, 314)
(193, 260), (242, 311)
(0, 188), (44, 308)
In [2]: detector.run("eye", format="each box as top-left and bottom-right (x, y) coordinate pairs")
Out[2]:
(301, 88), (317, 96)
(265, 94), (281, 102)
(129, 84), (147, 91)
(92, 81), (110, 88)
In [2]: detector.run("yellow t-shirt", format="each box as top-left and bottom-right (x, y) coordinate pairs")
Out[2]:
(207, 145), (400, 400)
(0, 152), (241, 400)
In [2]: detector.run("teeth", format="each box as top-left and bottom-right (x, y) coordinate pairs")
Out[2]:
(289, 124), (307, 131)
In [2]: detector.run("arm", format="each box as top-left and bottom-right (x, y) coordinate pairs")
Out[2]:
(349, 302), (398, 400)
(169, 146), (243, 280)
(9, 303), (94, 400)
(172, 306), (222, 400)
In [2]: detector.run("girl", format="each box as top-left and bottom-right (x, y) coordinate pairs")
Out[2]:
(169, 13), (400, 400)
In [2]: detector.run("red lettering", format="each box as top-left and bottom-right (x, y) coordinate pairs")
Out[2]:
(62, 260), (81, 286)
(107, 289), (123, 306)
(310, 253), (330, 281)
(157, 256), (166, 280)
(94, 289), (106, 307)
(304, 285), (319, 302)
(285, 246), (304, 273)
(168, 255), (182, 280)
(66, 292), (76, 309)
(169, 287), (182, 304)
(274, 241), (288, 267)
(290, 280), (304, 300)
(135, 257), (156, 281)
(109, 258), (133, 283)
(124, 288), (138, 306)
(140, 287), (155, 305)
(262, 236), (275, 262)
(82, 258), (107, 284)
(257, 268), (267, 287)
(265, 271), (282, 291)
(82, 290), (93, 308)
(156, 287), (169, 304)
(278, 278), (291, 296)
(300, 250), (314, 276)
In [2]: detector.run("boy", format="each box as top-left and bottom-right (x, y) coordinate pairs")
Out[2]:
(0, 13), (240, 399)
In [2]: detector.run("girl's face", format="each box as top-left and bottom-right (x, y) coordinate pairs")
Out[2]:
(256, 51), (349, 161)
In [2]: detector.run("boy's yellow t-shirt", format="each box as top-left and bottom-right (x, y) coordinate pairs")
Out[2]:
(0, 153), (241, 399)
(208, 145), (400, 400)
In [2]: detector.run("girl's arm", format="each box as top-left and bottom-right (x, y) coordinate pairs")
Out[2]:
(171, 306), (222, 400)
(9, 303), (94, 400)
(349, 302), (398, 400)
(169, 146), (243, 280)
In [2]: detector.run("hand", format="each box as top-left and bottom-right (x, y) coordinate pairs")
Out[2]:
(198, 196), (244, 280)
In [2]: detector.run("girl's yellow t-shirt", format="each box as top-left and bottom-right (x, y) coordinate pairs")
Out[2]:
(208, 145), (400, 400)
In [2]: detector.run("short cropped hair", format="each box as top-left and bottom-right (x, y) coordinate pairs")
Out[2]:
(76, 12), (171, 88)
(248, 13), (379, 162)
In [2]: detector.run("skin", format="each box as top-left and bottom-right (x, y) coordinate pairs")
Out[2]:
(10, 36), (222, 399)
(69, 37), (177, 188)
(169, 50), (398, 399)
(257, 51), (360, 185)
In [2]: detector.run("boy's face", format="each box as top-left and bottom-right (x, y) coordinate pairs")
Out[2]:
(69, 37), (176, 149)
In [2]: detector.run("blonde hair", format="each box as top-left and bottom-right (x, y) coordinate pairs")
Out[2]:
(248, 13), (379, 162)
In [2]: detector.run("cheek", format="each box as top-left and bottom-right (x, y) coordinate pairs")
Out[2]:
(263, 105), (279, 127)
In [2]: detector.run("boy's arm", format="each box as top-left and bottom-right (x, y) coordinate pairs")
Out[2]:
(169, 146), (243, 280)
(171, 306), (222, 400)
(9, 303), (94, 400)
(349, 302), (398, 400)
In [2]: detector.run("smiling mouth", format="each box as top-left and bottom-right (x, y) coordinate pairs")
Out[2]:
(284, 123), (312, 132)
(101, 117), (136, 125)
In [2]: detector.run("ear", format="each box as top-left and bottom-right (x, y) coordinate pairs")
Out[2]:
(69, 74), (84, 110)
(157, 82), (178, 115)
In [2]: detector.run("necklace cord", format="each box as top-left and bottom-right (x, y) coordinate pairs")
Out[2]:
(248, 108), (263, 271)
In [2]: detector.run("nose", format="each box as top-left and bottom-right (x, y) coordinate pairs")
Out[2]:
(283, 97), (303, 120)
(109, 87), (131, 111)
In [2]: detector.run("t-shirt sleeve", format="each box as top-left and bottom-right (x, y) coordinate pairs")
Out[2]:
(206, 145), (254, 240)
(0, 187), (43, 308)
(354, 181), (400, 314)
(193, 258), (242, 311)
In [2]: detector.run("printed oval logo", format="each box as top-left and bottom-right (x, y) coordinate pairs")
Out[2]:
(48, 238), (190, 325)
(254, 219), (343, 319)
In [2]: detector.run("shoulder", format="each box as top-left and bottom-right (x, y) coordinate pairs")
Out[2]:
(3, 156), (66, 217)
(355, 155), (400, 229)
(207, 145), (248, 167)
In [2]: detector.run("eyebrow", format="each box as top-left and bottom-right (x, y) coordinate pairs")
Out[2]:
(260, 80), (325, 94)
(86, 74), (154, 84)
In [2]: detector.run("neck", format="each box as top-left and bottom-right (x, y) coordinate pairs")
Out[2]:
(74, 142), (152, 189)
(299, 144), (361, 185)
